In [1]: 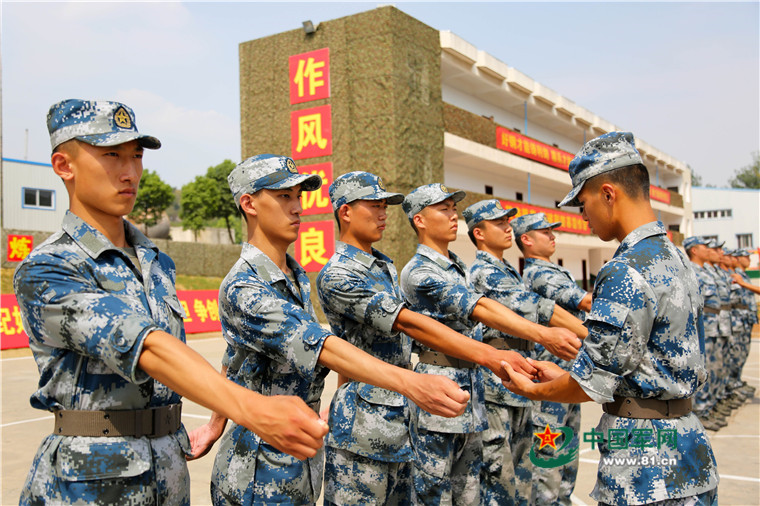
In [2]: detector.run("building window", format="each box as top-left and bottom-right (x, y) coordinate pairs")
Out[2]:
(485, 185), (493, 195)
(737, 234), (753, 248)
(694, 209), (732, 220)
(22, 188), (55, 210)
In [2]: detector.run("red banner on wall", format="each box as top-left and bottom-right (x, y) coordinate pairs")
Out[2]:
(496, 127), (575, 171)
(299, 162), (333, 216)
(500, 199), (590, 235)
(289, 48), (330, 105)
(7, 234), (33, 262)
(295, 220), (335, 273)
(649, 185), (671, 204)
(1, 291), (223, 350)
(291, 105), (332, 160)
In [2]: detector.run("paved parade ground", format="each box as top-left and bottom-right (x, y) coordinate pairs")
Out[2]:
(2, 333), (758, 505)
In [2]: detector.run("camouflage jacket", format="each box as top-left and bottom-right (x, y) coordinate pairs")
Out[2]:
(738, 268), (759, 324)
(691, 263), (720, 336)
(569, 221), (717, 504)
(14, 211), (191, 504)
(704, 263), (732, 336)
(317, 241), (413, 462)
(211, 244), (332, 504)
(469, 250), (549, 407)
(400, 244), (487, 433)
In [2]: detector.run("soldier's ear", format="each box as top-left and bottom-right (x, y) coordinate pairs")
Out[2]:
(51, 151), (74, 183)
(240, 194), (257, 218)
(338, 204), (351, 224)
(412, 212), (425, 231)
(472, 226), (485, 242)
(600, 183), (616, 205)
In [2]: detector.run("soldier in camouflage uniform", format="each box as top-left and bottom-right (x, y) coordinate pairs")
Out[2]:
(464, 201), (587, 506)
(502, 132), (718, 505)
(730, 248), (758, 398)
(16, 100), (329, 506)
(684, 236), (728, 430)
(511, 212), (591, 505)
(400, 184), (581, 505)
(194, 156), (469, 505)
(317, 173), (533, 505)
(724, 249), (754, 405)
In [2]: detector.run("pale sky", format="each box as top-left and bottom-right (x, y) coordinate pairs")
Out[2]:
(2, 1), (758, 188)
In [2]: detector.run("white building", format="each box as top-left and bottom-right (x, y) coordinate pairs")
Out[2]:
(438, 32), (692, 288)
(2, 158), (68, 233)
(692, 186), (759, 250)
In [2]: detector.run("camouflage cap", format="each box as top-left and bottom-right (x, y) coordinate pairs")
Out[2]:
(708, 238), (725, 249)
(558, 131), (643, 207)
(329, 171), (404, 211)
(402, 183), (465, 221)
(228, 154), (322, 206)
(462, 199), (517, 231)
(738, 248), (754, 256)
(510, 212), (561, 238)
(47, 99), (161, 151)
(683, 236), (709, 251)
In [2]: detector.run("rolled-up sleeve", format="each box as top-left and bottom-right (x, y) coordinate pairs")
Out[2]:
(15, 255), (155, 384)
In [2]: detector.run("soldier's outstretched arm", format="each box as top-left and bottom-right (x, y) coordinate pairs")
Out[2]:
(392, 307), (537, 380)
(501, 360), (592, 403)
(318, 335), (471, 418)
(471, 297), (582, 361)
(548, 305), (588, 339)
(139, 330), (328, 461)
(731, 273), (760, 294)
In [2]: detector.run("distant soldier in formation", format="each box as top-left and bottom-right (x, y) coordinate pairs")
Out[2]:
(512, 211), (590, 505)
(502, 132), (718, 505)
(464, 201), (587, 505)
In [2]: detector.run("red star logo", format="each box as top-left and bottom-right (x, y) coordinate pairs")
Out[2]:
(534, 424), (562, 450)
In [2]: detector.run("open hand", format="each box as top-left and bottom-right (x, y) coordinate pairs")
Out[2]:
(489, 349), (537, 381)
(500, 360), (538, 399)
(528, 358), (566, 382)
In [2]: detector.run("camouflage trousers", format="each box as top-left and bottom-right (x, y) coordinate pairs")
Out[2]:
(714, 335), (731, 401)
(480, 402), (533, 506)
(21, 434), (190, 506)
(727, 321), (752, 391)
(531, 402), (581, 506)
(323, 446), (411, 505)
(598, 486), (717, 506)
(694, 334), (722, 416)
(409, 426), (482, 505)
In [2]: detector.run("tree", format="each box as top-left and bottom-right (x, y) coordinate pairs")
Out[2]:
(129, 169), (175, 227)
(204, 160), (239, 242)
(690, 167), (703, 187)
(729, 152), (760, 189)
(180, 176), (218, 241)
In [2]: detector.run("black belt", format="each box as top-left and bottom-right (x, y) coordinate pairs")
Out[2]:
(417, 351), (475, 369)
(53, 404), (182, 437)
(486, 337), (532, 352)
(603, 396), (691, 419)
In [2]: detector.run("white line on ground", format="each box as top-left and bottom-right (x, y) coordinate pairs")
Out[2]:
(0, 355), (34, 362)
(718, 474), (760, 483)
(1, 415), (51, 428)
(570, 493), (588, 505)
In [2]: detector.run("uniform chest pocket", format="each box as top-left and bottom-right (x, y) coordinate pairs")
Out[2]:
(356, 382), (406, 406)
(163, 295), (186, 318)
(55, 437), (151, 481)
(584, 298), (629, 366)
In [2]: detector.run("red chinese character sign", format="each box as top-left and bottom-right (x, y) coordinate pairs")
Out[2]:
(295, 220), (335, 272)
(649, 185), (672, 204)
(0, 294), (28, 349)
(289, 48), (330, 104)
(291, 105), (332, 160)
(176, 290), (222, 334)
(7, 234), (33, 262)
(299, 162), (333, 216)
(500, 200), (590, 235)
(496, 127), (574, 171)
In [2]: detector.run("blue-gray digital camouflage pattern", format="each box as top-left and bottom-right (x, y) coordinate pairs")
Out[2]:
(682, 236), (709, 251)
(47, 99), (161, 151)
(211, 244), (332, 505)
(559, 131), (643, 207)
(521, 256), (585, 505)
(227, 154), (322, 206)
(691, 263), (722, 416)
(15, 212), (191, 505)
(402, 183), (465, 222)
(328, 171), (404, 211)
(469, 249), (552, 505)
(510, 212), (561, 239)
(703, 263), (732, 402)
(400, 244), (486, 505)
(462, 199), (517, 232)
(316, 241), (413, 503)
(568, 221), (718, 505)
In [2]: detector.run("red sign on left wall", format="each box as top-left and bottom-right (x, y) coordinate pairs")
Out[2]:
(1, 290), (223, 350)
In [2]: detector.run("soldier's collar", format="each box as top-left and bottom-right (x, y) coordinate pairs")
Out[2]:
(62, 211), (156, 259)
(417, 244), (465, 272)
(616, 221), (665, 254)
(335, 241), (391, 268)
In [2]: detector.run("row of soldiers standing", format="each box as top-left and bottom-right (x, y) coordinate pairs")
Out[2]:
(685, 237), (758, 431)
